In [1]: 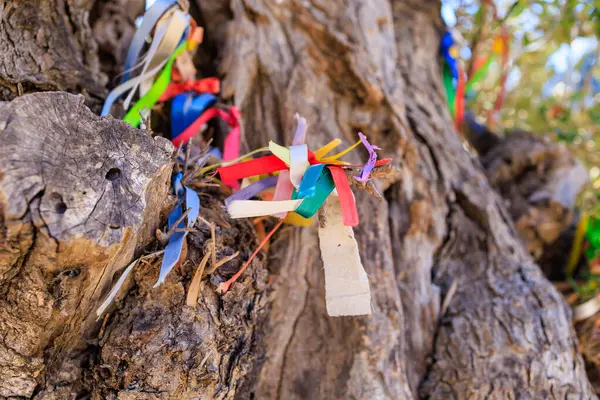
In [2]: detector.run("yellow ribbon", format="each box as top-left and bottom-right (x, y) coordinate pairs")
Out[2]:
(567, 214), (589, 276)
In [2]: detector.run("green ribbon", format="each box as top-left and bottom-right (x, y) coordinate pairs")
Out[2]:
(443, 64), (456, 117)
(292, 167), (335, 218)
(464, 55), (496, 94)
(586, 216), (600, 262)
(123, 41), (188, 128)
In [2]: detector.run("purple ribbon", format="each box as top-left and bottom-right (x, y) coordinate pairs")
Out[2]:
(225, 176), (278, 206)
(354, 133), (381, 183)
(292, 114), (308, 145)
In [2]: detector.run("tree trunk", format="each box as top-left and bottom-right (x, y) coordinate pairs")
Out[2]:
(0, 0), (595, 399)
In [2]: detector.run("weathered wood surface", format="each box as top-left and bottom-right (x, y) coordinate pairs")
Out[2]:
(0, 0), (596, 399)
(0, 92), (173, 398)
(0, 1), (106, 102)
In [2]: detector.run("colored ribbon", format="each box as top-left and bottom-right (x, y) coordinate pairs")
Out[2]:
(227, 199), (304, 219)
(329, 166), (358, 227)
(222, 107), (242, 162)
(269, 141), (291, 165)
(292, 114), (308, 145)
(120, 0), (178, 84)
(126, 9), (190, 109)
(440, 31), (459, 81)
(585, 216), (600, 263)
(154, 173), (200, 287)
(272, 170), (294, 218)
(320, 139), (362, 163)
(102, 42), (183, 117)
(314, 139), (342, 160)
(443, 64), (456, 117)
(354, 133), (380, 182)
(271, 115), (309, 219)
(172, 105), (242, 188)
(171, 93), (217, 138)
(289, 144), (309, 188)
(225, 176), (278, 206)
(159, 78), (221, 102)
(218, 155), (289, 182)
(464, 55), (495, 94)
(292, 167), (335, 219)
(124, 8), (175, 110)
(455, 65), (466, 129)
(567, 214), (589, 276)
(122, 42), (188, 127)
(297, 164), (326, 198)
(171, 106), (241, 156)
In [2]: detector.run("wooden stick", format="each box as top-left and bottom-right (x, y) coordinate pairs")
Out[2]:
(203, 251), (240, 276)
(186, 250), (212, 307)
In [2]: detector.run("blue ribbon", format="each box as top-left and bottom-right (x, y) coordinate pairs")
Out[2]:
(297, 164), (326, 198)
(171, 93), (217, 139)
(440, 31), (458, 82)
(154, 172), (201, 287)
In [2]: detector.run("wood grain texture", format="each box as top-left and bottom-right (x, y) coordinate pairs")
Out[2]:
(0, 0), (106, 101)
(0, 92), (173, 398)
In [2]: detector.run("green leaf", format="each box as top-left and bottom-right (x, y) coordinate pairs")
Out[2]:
(508, 0), (528, 18)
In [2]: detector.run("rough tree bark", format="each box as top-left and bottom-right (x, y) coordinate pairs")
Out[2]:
(0, 0), (106, 103)
(0, 1), (596, 399)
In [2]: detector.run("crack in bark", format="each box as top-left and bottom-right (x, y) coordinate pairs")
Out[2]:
(276, 257), (311, 400)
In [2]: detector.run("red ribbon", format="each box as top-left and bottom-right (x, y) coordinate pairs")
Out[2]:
(222, 107), (241, 163)
(217, 151), (319, 183)
(328, 166), (359, 226)
(218, 155), (288, 182)
(158, 78), (221, 102)
(172, 106), (238, 147)
(173, 105), (241, 188)
(455, 65), (465, 131)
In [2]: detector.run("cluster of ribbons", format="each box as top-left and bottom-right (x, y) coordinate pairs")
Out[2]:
(98, 3), (389, 316)
(99, 1), (242, 290)
(441, 28), (509, 131)
(213, 115), (387, 315)
(101, 0), (240, 174)
(216, 115), (389, 228)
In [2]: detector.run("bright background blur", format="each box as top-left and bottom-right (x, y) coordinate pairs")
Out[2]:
(442, 0), (599, 216)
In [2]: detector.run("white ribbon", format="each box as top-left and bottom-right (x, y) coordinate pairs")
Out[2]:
(227, 199), (303, 219)
(289, 144), (309, 189)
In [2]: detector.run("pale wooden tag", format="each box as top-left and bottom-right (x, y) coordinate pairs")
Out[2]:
(318, 197), (371, 316)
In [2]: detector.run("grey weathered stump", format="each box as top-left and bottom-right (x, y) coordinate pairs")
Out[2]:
(0, 92), (173, 397)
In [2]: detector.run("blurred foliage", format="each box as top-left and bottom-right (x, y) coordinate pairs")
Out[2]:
(444, 0), (600, 219)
